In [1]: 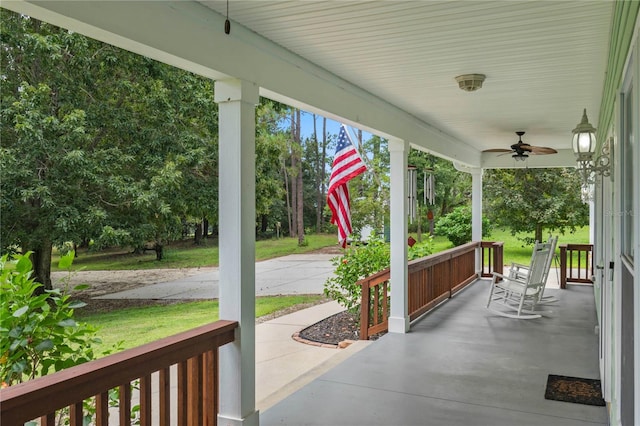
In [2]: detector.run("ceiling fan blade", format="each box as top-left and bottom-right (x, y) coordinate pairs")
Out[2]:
(529, 146), (558, 154)
(483, 148), (512, 153)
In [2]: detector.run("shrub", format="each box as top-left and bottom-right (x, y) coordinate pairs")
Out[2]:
(408, 236), (434, 260)
(323, 239), (390, 312)
(435, 206), (492, 246)
(323, 235), (436, 313)
(0, 251), (99, 386)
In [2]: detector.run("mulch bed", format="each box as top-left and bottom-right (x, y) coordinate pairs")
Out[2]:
(298, 310), (386, 345)
(544, 374), (606, 406)
(298, 310), (360, 345)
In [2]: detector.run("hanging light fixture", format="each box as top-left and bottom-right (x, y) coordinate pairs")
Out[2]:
(572, 109), (610, 185)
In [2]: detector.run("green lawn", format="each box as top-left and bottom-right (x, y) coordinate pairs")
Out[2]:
(424, 226), (590, 266)
(54, 234), (337, 272)
(487, 227), (589, 265)
(78, 295), (325, 354)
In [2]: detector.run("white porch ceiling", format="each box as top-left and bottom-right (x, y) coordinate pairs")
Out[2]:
(2, 1), (613, 168)
(201, 0), (612, 162)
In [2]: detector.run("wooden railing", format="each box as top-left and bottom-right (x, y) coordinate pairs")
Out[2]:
(481, 241), (504, 277)
(559, 244), (594, 288)
(0, 320), (238, 426)
(358, 241), (500, 340)
(358, 269), (390, 340)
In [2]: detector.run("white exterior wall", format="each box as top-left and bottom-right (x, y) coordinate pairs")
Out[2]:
(601, 17), (640, 425)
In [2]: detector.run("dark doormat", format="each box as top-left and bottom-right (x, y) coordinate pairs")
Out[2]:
(544, 374), (606, 406)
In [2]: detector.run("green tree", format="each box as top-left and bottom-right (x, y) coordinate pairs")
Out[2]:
(1, 13), (112, 290)
(483, 168), (589, 243)
(349, 135), (390, 236)
(1, 12), (221, 275)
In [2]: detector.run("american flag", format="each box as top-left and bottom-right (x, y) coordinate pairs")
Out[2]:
(327, 125), (367, 248)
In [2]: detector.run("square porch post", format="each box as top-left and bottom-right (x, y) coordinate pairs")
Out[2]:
(388, 138), (409, 333)
(471, 168), (483, 275)
(215, 79), (260, 426)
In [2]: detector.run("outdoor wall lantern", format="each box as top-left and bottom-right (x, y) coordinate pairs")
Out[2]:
(572, 108), (610, 185)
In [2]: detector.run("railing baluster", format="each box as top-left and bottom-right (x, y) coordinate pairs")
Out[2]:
(373, 284), (380, 326)
(96, 391), (109, 426)
(40, 412), (55, 425)
(178, 360), (188, 426)
(159, 367), (171, 426)
(382, 282), (388, 324)
(119, 383), (132, 426)
(360, 280), (371, 340)
(202, 350), (217, 426)
(69, 401), (83, 426)
(140, 374), (152, 426)
(187, 355), (203, 425)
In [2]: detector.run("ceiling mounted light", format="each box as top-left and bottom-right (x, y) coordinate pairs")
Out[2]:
(455, 74), (486, 92)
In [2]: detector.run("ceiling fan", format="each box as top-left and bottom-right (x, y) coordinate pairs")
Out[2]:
(483, 131), (558, 161)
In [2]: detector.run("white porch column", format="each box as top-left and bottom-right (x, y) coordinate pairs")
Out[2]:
(215, 79), (259, 426)
(471, 168), (483, 275)
(471, 168), (483, 241)
(388, 138), (409, 333)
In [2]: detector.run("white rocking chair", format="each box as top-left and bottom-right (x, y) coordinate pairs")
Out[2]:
(509, 235), (558, 304)
(486, 247), (550, 319)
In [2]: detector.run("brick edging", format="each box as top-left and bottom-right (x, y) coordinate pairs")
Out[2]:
(291, 331), (339, 349)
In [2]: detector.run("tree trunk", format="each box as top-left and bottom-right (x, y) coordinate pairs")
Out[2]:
(535, 224), (543, 244)
(154, 243), (164, 261)
(203, 218), (209, 238)
(261, 214), (268, 233)
(30, 240), (53, 294)
(289, 109), (298, 237)
(290, 156), (297, 237)
(313, 114), (322, 232)
(320, 117), (328, 231)
(283, 164), (292, 236)
(194, 221), (203, 245)
(295, 109), (304, 245)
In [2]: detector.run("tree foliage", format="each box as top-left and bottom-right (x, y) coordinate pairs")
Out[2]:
(483, 168), (589, 243)
(1, 12), (219, 283)
(435, 206), (492, 246)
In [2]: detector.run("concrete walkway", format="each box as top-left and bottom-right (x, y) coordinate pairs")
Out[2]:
(255, 301), (370, 410)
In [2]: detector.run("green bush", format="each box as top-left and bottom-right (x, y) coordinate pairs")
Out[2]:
(0, 251), (99, 386)
(323, 236), (435, 313)
(408, 236), (434, 260)
(435, 206), (492, 246)
(324, 239), (390, 313)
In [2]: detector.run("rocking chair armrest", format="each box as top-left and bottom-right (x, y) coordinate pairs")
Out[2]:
(510, 262), (530, 270)
(491, 272), (527, 286)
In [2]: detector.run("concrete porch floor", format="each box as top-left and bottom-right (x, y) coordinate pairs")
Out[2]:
(261, 281), (608, 426)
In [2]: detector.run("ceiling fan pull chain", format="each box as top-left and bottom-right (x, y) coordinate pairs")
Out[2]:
(225, 0), (231, 34)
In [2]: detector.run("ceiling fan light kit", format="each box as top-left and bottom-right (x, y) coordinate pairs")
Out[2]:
(454, 74), (486, 92)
